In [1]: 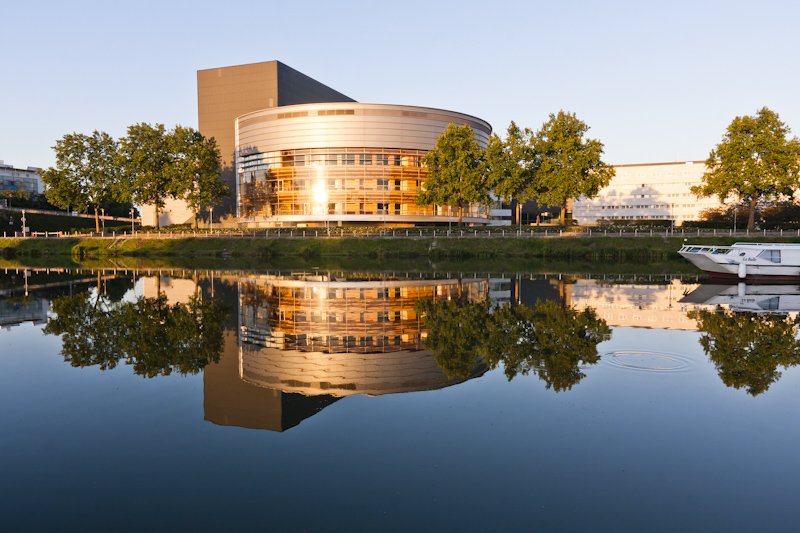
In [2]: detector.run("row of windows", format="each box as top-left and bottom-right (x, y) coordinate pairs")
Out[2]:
(239, 148), (427, 172)
(249, 333), (411, 348)
(594, 215), (676, 220)
(617, 170), (702, 179)
(241, 177), (419, 191)
(578, 204), (698, 210)
(241, 202), (475, 218)
(237, 147), (492, 221)
(587, 190), (700, 198)
(603, 181), (702, 189)
(601, 314), (689, 322)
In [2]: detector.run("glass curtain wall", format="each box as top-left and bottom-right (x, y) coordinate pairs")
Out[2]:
(240, 276), (489, 353)
(238, 148), (484, 222)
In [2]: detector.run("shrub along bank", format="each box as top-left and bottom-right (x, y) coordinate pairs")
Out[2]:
(3, 234), (800, 261)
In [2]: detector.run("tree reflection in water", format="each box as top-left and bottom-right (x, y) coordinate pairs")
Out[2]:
(44, 292), (229, 378)
(415, 298), (492, 380)
(688, 309), (800, 396)
(418, 298), (610, 392)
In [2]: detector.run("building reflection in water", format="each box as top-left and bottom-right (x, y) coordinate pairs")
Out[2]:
(21, 266), (800, 423)
(569, 277), (701, 330)
(201, 272), (500, 432)
(237, 273), (492, 397)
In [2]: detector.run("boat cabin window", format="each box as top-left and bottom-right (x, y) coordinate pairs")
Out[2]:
(758, 297), (780, 310)
(758, 249), (781, 263)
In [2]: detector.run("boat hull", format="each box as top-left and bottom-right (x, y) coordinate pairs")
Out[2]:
(679, 244), (800, 281)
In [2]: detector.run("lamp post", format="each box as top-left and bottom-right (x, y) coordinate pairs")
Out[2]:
(101, 208), (105, 234)
(130, 208), (134, 235)
(209, 206), (214, 231)
(21, 210), (26, 236)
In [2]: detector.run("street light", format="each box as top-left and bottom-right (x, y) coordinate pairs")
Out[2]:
(101, 208), (105, 234)
(209, 207), (214, 231)
(130, 208), (134, 235)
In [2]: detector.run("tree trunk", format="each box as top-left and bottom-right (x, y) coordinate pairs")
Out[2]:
(747, 197), (757, 231)
(155, 204), (160, 230)
(94, 205), (100, 233)
(194, 208), (198, 230)
(458, 204), (463, 226)
(516, 203), (522, 227)
(560, 198), (567, 226)
(95, 271), (102, 307)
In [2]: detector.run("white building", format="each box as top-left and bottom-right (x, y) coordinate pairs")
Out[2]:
(0, 161), (41, 196)
(572, 161), (725, 225)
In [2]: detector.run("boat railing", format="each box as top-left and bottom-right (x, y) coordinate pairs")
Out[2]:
(679, 244), (734, 254)
(732, 242), (800, 248)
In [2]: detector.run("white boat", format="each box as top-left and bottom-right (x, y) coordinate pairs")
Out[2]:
(678, 242), (800, 280)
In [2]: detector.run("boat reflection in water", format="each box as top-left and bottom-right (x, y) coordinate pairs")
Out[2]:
(681, 282), (800, 314)
(681, 282), (800, 396)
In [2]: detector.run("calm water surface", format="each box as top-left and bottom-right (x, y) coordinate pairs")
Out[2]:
(2, 267), (800, 531)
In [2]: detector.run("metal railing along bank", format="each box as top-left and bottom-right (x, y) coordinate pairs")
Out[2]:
(4, 227), (800, 239)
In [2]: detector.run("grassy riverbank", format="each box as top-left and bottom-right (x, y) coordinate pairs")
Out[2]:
(2, 234), (799, 262)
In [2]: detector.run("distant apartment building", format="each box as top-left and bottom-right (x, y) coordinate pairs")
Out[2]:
(0, 161), (41, 196)
(571, 161), (724, 225)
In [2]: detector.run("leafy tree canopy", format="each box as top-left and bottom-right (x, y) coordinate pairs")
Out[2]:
(688, 309), (800, 396)
(484, 300), (610, 391)
(417, 294), (610, 391)
(117, 123), (173, 229)
(417, 123), (490, 225)
(168, 126), (228, 229)
(40, 130), (119, 232)
(44, 291), (230, 378)
(416, 297), (491, 379)
(532, 111), (614, 225)
(486, 122), (538, 224)
(692, 107), (800, 231)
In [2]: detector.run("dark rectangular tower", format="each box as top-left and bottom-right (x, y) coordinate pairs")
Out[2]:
(197, 61), (355, 224)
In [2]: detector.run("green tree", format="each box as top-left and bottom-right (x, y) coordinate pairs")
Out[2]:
(169, 126), (229, 229)
(486, 122), (538, 226)
(532, 111), (615, 225)
(0, 190), (32, 203)
(44, 291), (230, 378)
(40, 130), (119, 232)
(418, 123), (490, 226)
(692, 107), (800, 231)
(118, 123), (173, 229)
(42, 291), (122, 370)
(416, 297), (491, 379)
(688, 309), (800, 396)
(484, 301), (610, 392)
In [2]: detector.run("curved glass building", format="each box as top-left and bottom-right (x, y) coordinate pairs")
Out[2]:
(235, 103), (492, 227)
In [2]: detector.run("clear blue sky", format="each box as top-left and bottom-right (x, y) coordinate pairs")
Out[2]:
(3, 0), (799, 169)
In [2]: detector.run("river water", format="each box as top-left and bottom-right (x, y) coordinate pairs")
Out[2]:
(2, 265), (800, 531)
